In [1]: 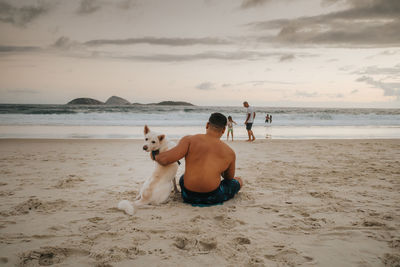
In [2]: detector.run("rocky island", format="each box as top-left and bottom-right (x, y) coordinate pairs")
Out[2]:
(67, 98), (104, 105)
(155, 101), (194, 106)
(67, 96), (194, 106)
(105, 96), (131, 105)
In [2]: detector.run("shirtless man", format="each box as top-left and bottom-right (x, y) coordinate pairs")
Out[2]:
(152, 113), (243, 206)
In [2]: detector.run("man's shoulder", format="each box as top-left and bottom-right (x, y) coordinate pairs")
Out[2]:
(185, 134), (203, 140)
(182, 134), (204, 143)
(220, 140), (235, 156)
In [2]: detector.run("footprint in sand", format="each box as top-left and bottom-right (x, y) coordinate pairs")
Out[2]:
(173, 236), (198, 250)
(389, 239), (400, 249)
(54, 175), (85, 189)
(362, 220), (386, 227)
(94, 263), (113, 267)
(213, 214), (245, 228)
(381, 253), (400, 267)
(264, 247), (314, 266)
(87, 217), (104, 223)
(5, 197), (67, 216)
(190, 215), (205, 222)
(0, 190), (14, 197)
(19, 247), (89, 266)
(90, 246), (146, 262)
(173, 236), (217, 252)
(234, 237), (251, 245)
(199, 239), (217, 251)
(247, 257), (265, 267)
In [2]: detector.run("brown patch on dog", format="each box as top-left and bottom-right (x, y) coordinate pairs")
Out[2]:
(158, 134), (165, 142)
(144, 125), (150, 134)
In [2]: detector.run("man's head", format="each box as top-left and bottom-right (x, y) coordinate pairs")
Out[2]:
(206, 112), (227, 136)
(243, 101), (249, 108)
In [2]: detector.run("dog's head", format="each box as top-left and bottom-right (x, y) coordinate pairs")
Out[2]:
(142, 125), (165, 152)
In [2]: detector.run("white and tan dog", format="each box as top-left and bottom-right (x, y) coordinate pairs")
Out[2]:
(118, 125), (179, 215)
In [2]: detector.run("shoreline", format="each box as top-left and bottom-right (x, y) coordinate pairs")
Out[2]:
(0, 125), (399, 140)
(0, 139), (399, 266)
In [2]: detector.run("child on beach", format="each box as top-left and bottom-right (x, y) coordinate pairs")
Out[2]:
(227, 116), (237, 141)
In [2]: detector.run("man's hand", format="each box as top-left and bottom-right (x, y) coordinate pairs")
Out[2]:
(154, 136), (190, 166)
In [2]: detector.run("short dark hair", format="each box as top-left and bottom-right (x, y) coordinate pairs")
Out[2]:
(208, 113), (227, 128)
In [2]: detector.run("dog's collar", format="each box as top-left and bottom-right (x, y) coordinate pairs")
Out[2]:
(151, 150), (160, 159)
(152, 149), (181, 165)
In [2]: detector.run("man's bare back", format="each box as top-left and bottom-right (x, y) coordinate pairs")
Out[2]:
(181, 133), (235, 192)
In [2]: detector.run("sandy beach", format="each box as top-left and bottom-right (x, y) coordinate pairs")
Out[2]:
(0, 138), (399, 266)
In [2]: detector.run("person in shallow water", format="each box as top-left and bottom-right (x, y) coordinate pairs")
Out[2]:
(151, 112), (243, 206)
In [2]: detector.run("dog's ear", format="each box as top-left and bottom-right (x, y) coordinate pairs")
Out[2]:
(158, 134), (165, 142)
(144, 125), (150, 134)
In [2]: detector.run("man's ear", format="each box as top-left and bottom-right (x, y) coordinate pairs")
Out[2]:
(221, 127), (226, 134)
(206, 122), (209, 129)
(158, 134), (165, 142)
(144, 125), (150, 134)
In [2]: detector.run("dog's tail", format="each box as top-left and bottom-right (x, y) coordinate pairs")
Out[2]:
(117, 200), (135, 215)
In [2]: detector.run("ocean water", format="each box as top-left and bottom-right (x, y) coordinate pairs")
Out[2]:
(0, 104), (399, 139)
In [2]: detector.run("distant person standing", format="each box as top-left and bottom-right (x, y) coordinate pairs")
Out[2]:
(243, 101), (256, 141)
(265, 114), (270, 123)
(270, 114), (272, 123)
(226, 116), (237, 141)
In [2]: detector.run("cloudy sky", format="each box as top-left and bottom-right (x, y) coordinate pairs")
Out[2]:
(0, 0), (399, 107)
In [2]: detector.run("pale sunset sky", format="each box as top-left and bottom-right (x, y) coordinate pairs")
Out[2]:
(0, 0), (399, 107)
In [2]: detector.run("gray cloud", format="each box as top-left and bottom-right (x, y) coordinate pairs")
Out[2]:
(116, 0), (134, 9)
(295, 90), (345, 98)
(357, 76), (400, 98)
(0, 32), (314, 64)
(77, 0), (101, 14)
(85, 37), (232, 46)
(335, 93), (344, 98)
(77, 0), (135, 14)
(352, 64), (400, 78)
(115, 0), (134, 9)
(240, 0), (270, 9)
(279, 54), (295, 62)
(248, 0), (400, 47)
(196, 82), (216, 90)
(295, 90), (319, 98)
(239, 80), (295, 86)
(0, 45), (40, 53)
(0, 1), (50, 27)
(51, 36), (82, 50)
(118, 50), (300, 62)
(380, 50), (400, 56)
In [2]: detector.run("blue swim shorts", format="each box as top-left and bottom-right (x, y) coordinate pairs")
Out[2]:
(179, 175), (241, 207)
